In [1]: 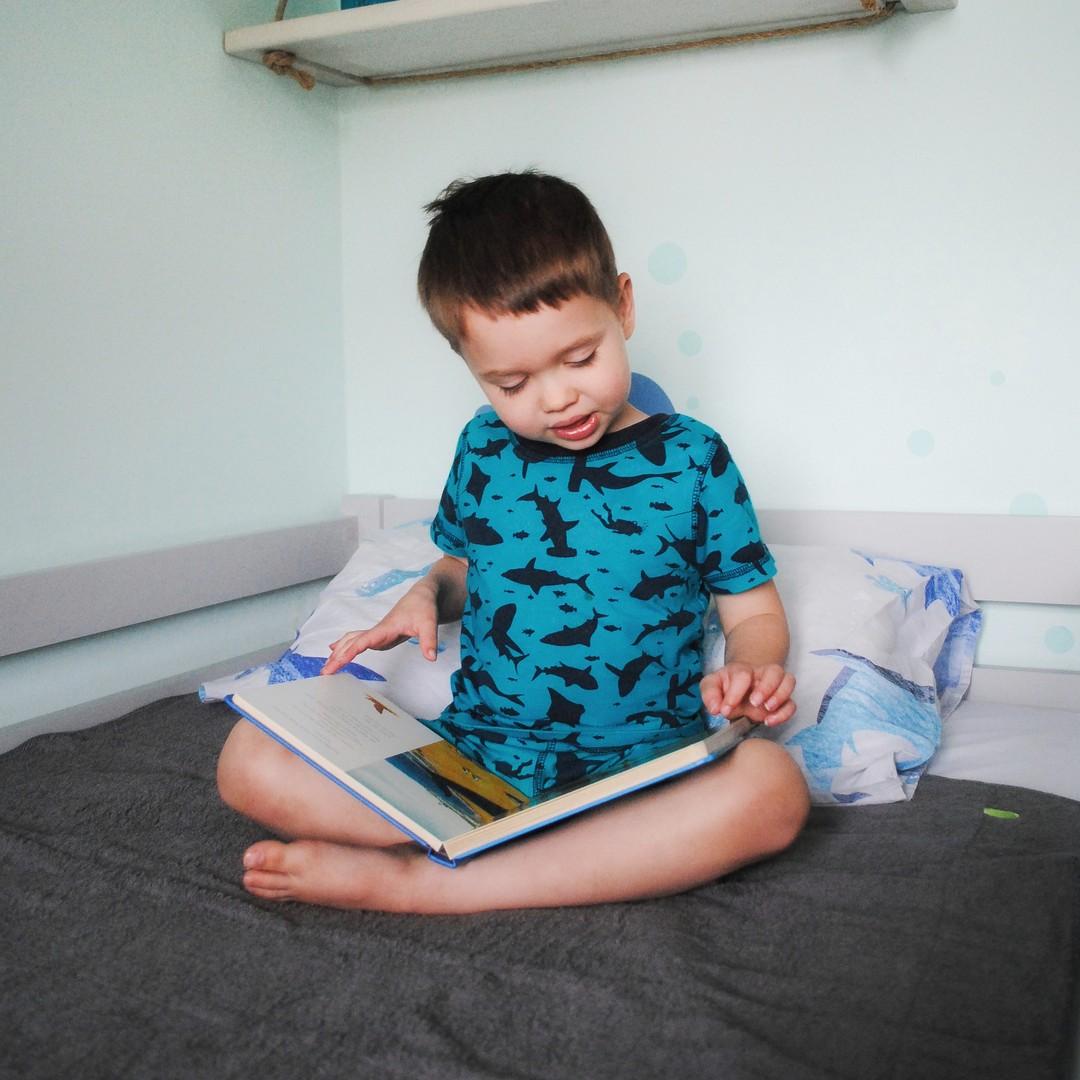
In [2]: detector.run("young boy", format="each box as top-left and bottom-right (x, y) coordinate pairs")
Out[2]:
(216, 171), (809, 913)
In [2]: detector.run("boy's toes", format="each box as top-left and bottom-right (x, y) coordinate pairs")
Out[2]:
(243, 839), (287, 872)
(241, 841), (297, 899)
(242, 871), (294, 899)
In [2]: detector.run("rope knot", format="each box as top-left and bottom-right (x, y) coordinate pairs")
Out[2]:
(262, 50), (316, 91)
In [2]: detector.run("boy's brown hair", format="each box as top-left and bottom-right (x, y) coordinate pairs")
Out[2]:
(418, 171), (620, 353)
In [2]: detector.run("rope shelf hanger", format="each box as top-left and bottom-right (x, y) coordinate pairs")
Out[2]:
(262, 0), (897, 92)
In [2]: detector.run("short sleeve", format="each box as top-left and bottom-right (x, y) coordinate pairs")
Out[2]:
(429, 427), (469, 557)
(695, 435), (776, 595)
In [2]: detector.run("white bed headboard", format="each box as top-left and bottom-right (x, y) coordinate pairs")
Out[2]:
(345, 494), (1080, 711)
(3, 501), (1075, 734)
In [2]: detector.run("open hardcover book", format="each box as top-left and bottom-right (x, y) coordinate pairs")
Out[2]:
(225, 675), (752, 866)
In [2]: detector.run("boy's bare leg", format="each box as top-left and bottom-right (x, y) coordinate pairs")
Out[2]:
(231, 735), (810, 912)
(217, 720), (409, 848)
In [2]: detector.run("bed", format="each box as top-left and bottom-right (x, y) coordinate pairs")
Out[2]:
(2, 499), (1078, 1080)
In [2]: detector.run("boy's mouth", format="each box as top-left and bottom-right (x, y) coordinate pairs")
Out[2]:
(550, 413), (600, 441)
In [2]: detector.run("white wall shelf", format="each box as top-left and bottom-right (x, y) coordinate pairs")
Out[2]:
(224, 0), (956, 89)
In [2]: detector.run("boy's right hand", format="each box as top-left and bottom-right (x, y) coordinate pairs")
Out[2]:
(321, 585), (440, 675)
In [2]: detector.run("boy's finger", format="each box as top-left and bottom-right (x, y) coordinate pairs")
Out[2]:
(749, 665), (785, 708)
(699, 672), (724, 714)
(762, 699), (797, 727)
(321, 631), (369, 674)
(720, 669), (753, 716)
(764, 673), (797, 712)
(418, 624), (439, 662)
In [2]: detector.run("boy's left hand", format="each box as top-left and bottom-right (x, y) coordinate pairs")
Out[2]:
(700, 663), (796, 728)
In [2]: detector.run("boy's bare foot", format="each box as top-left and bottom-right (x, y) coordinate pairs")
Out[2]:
(241, 839), (420, 911)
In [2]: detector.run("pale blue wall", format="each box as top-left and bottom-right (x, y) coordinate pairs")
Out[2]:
(3, 1), (1077, 734)
(337, 0), (1079, 671)
(1, 1), (346, 727)
(4, 1), (345, 573)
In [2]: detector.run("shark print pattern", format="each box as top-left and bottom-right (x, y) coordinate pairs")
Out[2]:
(426, 412), (775, 797)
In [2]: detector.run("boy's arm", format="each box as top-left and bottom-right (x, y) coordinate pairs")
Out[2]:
(701, 580), (797, 727)
(322, 555), (468, 673)
(425, 554), (470, 625)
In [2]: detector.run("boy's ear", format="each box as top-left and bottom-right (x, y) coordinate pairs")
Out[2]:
(616, 272), (636, 339)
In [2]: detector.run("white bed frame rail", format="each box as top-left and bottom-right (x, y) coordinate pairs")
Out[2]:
(0, 518), (359, 658)
(0, 518), (359, 752)
(349, 495), (1080, 711)
(2, 503), (1076, 743)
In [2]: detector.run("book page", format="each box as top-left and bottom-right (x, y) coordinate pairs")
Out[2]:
(236, 678), (435, 772)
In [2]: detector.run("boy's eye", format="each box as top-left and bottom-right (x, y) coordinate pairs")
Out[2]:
(570, 351), (597, 368)
(499, 379), (526, 396)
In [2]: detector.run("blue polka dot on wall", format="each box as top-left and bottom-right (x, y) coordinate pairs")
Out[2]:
(678, 331), (703, 357)
(907, 430), (934, 457)
(649, 243), (688, 285)
(1010, 492), (1048, 516)
(1045, 625), (1075, 655)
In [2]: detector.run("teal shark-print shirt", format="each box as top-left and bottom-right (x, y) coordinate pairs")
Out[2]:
(427, 412), (776, 798)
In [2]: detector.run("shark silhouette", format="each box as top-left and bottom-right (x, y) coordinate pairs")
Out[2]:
(568, 456), (680, 495)
(540, 610), (607, 648)
(518, 487), (579, 557)
(532, 662), (598, 690)
(605, 653), (662, 697)
(635, 422), (688, 466)
(630, 569), (685, 600)
(625, 708), (681, 729)
(463, 515), (504, 546)
(484, 604), (526, 668)
(710, 439), (733, 478)
(439, 487), (459, 527)
(474, 437), (510, 458)
(511, 444), (538, 479)
(503, 558), (592, 596)
(698, 549), (724, 579)
(632, 609), (696, 645)
(732, 540), (769, 575)
(655, 526), (696, 566)
(459, 655), (524, 706)
(666, 672), (699, 711)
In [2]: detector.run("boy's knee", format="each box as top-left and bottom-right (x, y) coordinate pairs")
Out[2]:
(216, 720), (276, 814)
(735, 738), (810, 853)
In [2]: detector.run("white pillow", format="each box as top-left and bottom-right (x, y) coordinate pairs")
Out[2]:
(203, 529), (981, 807)
(704, 544), (982, 805)
(200, 520), (463, 723)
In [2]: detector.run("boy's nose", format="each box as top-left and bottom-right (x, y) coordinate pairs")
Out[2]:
(540, 376), (577, 413)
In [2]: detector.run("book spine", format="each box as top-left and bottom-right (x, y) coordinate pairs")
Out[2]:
(426, 849), (458, 869)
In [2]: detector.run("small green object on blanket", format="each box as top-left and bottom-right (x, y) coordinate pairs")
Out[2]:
(983, 807), (1020, 820)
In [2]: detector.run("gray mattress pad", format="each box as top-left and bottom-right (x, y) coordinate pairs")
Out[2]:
(1, 694), (1078, 1080)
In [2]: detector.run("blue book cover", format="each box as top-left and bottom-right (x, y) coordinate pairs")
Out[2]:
(226, 675), (751, 866)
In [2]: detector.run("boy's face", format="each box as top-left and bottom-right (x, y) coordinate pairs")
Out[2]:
(459, 273), (645, 451)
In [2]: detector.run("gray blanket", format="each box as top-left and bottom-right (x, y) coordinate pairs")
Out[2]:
(1, 694), (1078, 1080)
